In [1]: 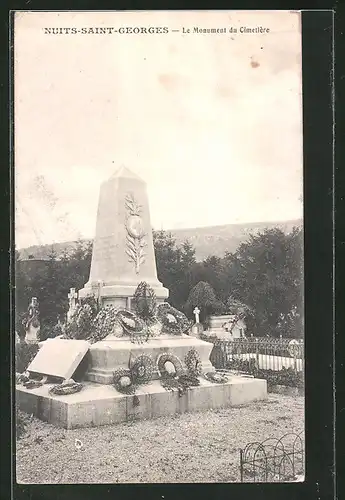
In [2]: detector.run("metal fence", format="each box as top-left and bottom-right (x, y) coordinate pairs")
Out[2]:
(203, 336), (304, 374)
(240, 430), (304, 482)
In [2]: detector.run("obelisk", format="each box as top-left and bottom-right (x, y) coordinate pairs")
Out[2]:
(79, 166), (169, 309)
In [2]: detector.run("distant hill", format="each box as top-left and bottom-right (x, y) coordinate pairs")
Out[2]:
(18, 219), (302, 262)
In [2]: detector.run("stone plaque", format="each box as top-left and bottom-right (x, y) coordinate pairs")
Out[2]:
(27, 339), (90, 379)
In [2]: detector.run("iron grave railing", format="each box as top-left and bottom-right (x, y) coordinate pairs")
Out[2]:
(203, 336), (304, 374)
(240, 430), (305, 482)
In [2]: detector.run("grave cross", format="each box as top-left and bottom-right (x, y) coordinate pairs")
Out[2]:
(193, 307), (200, 324)
(68, 288), (78, 310)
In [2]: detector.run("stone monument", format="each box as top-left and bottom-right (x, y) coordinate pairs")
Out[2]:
(206, 314), (247, 339)
(24, 297), (40, 344)
(79, 166), (168, 309)
(16, 168), (267, 429)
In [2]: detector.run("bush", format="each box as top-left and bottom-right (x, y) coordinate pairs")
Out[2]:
(15, 343), (39, 373)
(185, 281), (223, 326)
(39, 320), (64, 340)
(224, 357), (304, 389)
(256, 367), (304, 389)
(226, 357), (257, 374)
(16, 408), (29, 439)
(48, 322), (64, 339)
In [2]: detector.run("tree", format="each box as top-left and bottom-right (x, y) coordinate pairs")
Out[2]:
(14, 240), (93, 339)
(223, 227), (303, 338)
(15, 249), (43, 340)
(33, 248), (66, 338)
(226, 296), (253, 317)
(191, 256), (229, 302)
(181, 240), (196, 268)
(61, 240), (93, 293)
(225, 296), (255, 334)
(40, 241), (93, 335)
(185, 281), (223, 326)
(14, 249), (31, 318)
(153, 231), (196, 309)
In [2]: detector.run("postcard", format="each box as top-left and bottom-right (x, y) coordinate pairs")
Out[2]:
(14, 10), (304, 484)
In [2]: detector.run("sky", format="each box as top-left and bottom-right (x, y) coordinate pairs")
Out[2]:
(14, 10), (303, 249)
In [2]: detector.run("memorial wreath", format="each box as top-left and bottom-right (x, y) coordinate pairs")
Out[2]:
(156, 303), (191, 335)
(49, 379), (83, 395)
(132, 282), (157, 329)
(89, 305), (119, 343)
(157, 352), (185, 379)
(184, 348), (202, 377)
(204, 371), (228, 384)
(157, 352), (200, 396)
(116, 309), (149, 343)
(130, 354), (155, 385)
(113, 368), (136, 395)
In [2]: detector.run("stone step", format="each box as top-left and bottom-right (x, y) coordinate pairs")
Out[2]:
(16, 376), (267, 429)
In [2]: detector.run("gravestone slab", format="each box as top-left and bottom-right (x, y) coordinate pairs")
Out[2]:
(27, 339), (89, 379)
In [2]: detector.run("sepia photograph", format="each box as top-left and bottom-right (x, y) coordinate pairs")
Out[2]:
(14, 10), (304, 484)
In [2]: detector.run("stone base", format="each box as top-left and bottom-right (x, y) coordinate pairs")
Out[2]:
(86, 335), (214, 384)
(78, 282), (169, 309)
(16, 376), (267, 429)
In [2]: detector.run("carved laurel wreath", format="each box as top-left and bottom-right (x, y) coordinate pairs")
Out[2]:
(125, 193), (147, 274)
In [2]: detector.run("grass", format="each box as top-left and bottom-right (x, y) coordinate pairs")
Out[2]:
(16, 393), (304, 484)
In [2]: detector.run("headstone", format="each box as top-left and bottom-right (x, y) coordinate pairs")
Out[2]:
(193, 307), (200, 324)
(207, 314), (246, 339)
(27, 339), (89, 379)
(191, 306), (203, 336)
(191, 323), (204, 337)
(78, 166), (168, 308)
(67, 288), (78, 323)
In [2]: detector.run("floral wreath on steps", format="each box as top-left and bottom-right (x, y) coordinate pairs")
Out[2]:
(130, 354), (155, 385)
(157, 353), (185, 379)
(204, 372), (228, 384)
(113, 368), (136, 395)
(49, 379), (83, 395)
(184, 348), (202, 377)
(157, 352), (200, 396)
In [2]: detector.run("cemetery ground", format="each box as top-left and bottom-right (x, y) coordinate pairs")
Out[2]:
(16, 392), (304, 484)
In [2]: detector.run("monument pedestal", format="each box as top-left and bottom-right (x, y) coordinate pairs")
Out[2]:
(16, 376), (267, 429)
(86, 334), (215, 384)
(16, 335), (268, 429)
(79, 282), (168, 309)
